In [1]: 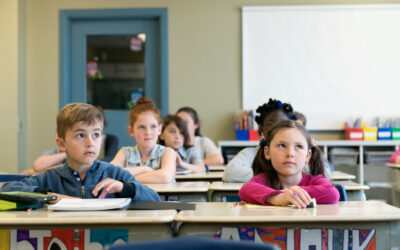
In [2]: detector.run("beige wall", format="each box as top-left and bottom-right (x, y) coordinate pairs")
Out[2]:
(0, 0), (19, 172)
(1, 0), (397, 172)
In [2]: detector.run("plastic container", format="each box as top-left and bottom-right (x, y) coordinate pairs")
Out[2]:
(392, 128), (400, 140)
(365, 151), (394, 164)
(329, 147), (359, 165)
(235, 130), (249, 140)
(363, 127), (378, 141)
(345, 127), (363, 140)
(248, 129), (258, 141)
(377, 127), (391, 140)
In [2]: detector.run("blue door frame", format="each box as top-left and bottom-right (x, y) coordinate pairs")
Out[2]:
(59, 8), (169, 114)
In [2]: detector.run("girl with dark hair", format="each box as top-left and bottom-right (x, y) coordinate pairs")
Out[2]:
(159, 115), (206, 173)
(223, 98), (294, 183)
(239, 120), (339, 207)
(177, 107), (224, 165)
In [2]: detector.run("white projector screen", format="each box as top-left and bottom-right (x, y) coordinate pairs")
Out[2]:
(242, 5), (400, 130)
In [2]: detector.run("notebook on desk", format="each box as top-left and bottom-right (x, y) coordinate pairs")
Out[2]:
(175, 166), (192, 175)
(48, 198), (132, 211)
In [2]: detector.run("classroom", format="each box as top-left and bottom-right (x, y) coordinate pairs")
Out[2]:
(2, 0), (400, 249)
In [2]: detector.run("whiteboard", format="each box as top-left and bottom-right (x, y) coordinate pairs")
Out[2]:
(242, 5), (400, 130)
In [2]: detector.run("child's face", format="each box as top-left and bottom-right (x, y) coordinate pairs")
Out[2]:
(177, 111), (198, 137)
(264, 128), (311, 178)
(56, 121), (103, 169)
(129, 111), (161, 150)
(160, 123), (184, 150)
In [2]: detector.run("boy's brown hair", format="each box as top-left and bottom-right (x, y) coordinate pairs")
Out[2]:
(57, 103), (104, 139)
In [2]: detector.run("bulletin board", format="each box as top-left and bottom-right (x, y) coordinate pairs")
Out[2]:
(242, 5), (400, 130)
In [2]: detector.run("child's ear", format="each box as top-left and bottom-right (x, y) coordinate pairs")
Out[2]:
(56, 137), (66, 152)
(306, 149), (312, 162)
(264, 146), (271, 161)
(128, 125), (134, 136)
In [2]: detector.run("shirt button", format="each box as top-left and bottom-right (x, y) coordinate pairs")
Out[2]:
(76, 178), (81, 181)
(73, 171), (78, 175)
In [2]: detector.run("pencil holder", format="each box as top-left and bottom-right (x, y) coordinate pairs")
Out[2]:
(345, 127), (363, 140)
(392, 128), (400, 140)
(248, 129), (259, 141)
(377, 127), (391, 140)
(363, 127), (377, 141)
(235, 130), (249, 141)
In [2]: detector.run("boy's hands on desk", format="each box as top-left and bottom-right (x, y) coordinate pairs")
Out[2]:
(266, 186), (312, 208)
(92, 178), (123, 199)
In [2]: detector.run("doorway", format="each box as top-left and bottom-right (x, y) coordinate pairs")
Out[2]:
(60, 9), (169, 148)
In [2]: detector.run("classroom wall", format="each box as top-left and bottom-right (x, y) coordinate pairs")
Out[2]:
(0, 0), (20, 173)
(1, 0), (398, 172)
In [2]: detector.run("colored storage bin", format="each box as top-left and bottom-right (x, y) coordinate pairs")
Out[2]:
(248, 129), (258, 141)
(235, 130), (249, 141)
(392, 128), (400, 140)
(377, 127), (391, 140)
(345, 127), (363, 140)
(363, 127), (377, 141)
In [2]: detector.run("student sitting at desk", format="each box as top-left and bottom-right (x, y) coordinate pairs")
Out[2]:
(1, 103), (160, 202)
(223, 98), (294, 183)
(389, 147), (400, 164)
(159, 115), (206, 173)
(239, 120), (339, 208)
(111, 97), (176, 183)
(176, 107), (224, 166)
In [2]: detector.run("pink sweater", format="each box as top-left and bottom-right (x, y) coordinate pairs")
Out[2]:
(239, 173), (339, 205)
(389, 148), (400, 163)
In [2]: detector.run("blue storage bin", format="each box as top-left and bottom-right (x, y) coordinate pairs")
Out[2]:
(235, 130), (249, 140)
(378, 127), (391, 140)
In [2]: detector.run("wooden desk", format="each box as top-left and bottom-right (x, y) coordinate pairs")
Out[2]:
(175, 172), (223, 182)
(331, 170), (356, 181)
(147, 182), (210, 202)
(0, 208), (176, 248)
(208, 182), (242, 202)
(208, 165), (226, 172)
(332, 180), (369, 201)
(176, 201), (400, 248)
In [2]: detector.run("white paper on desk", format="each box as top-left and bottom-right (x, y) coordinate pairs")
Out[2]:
(48, 198), (131, 211)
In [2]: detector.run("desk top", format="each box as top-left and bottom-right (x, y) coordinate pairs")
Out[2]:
(387, 163), (400, 168)
(0, 209), (177, 225)
(219, 140), (400, 147)
(331, 171), (356, 180)
(332, 181), (370, 190)
(209, 181), (242, 191)
(175, 172), (223, 180)
(208, 165), (226, 172)
(176, 201), (400, 223)
(147, 182), (210, 192)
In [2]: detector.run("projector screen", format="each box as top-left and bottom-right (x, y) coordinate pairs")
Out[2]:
(242, 5), (400, 130)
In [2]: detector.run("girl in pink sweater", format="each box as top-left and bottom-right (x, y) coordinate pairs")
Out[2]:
(239, 120), (339, 208)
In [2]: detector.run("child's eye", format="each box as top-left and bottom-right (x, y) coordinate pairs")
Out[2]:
(76, 133), (84, 138)
(138, 125), (145, 129)
(93, 132), (101, 138)
(151, 125), (158, 129)
(296, 145), (304, 150)
(277, 144), (285, 148)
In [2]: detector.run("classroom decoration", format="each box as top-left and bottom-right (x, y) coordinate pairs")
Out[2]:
(235, 110), (258, 141)
(86, 57), (103, 80)
(215, 227), (376, 250)
(130, 37), (143, 52)
(344, 117), (400, 141)
(0, 228), (128, 249)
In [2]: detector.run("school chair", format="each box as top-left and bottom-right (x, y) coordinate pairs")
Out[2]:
(334, 183), (348, 201)
(109, 236), (280, 250)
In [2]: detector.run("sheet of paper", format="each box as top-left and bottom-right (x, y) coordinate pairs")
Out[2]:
(48, 198), (131, 211)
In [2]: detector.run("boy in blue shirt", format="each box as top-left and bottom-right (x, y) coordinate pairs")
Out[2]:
(1, 103), (160, 202)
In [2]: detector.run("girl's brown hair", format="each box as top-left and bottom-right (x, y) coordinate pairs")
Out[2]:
(252, 120), (325, 189)
(176, 106), (201, 136)
(159, 115), (192, 148)
(129, 97), (161, 126)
